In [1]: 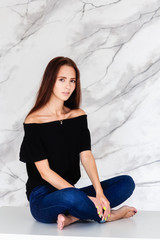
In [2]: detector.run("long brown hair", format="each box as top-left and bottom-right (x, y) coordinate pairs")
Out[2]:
(26, 56), (81, 118)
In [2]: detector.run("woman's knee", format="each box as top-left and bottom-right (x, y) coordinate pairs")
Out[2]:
(122, 175), (135, 194)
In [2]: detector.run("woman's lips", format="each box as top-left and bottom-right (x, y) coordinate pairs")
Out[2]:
(62, 92), (70, 96)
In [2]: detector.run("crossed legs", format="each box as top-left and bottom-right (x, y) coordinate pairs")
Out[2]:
(29, 175), (137, 230)
(57, 175), (137, 229)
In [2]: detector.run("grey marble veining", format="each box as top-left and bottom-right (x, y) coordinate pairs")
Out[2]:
(0, 0), (160, 210)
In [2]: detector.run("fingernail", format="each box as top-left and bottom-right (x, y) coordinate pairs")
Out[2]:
(103, 206), (106, 211)
(105, 217), (107, 221)
(96, 206), (99, 209)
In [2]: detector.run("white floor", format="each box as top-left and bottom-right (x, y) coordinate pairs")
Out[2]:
(0, 207), (160, 240)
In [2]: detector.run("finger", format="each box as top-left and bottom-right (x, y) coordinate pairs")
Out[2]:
(101, 200), (110, 219)
(102, 206), (110, 221)
(96, 206), (102, 218)
(97, 204), (103, 219)
(103, 207), (108, 220)
(101, 205), (104, 218)
(99, 207), (103, 219)
(106, 207), (111, 219)
(102, 206), (106, 220)
(106, 208), (111, 221)
(103, 212), (110, 221)
(96, 205), (99, 215)
(106, 206), (110, 216)
(106, 203), (110, 215)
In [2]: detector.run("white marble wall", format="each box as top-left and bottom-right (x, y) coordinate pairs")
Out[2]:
(0, 0), (160, 210)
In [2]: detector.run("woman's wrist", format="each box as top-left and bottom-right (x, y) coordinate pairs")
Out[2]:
(93, 182), (104, 195)
(96, 188), (104, 196)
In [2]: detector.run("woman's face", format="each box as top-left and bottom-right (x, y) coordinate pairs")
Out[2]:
(52, 65), (76, 101)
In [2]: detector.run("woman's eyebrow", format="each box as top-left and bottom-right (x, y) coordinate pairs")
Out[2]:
(58, 76), (76, 79)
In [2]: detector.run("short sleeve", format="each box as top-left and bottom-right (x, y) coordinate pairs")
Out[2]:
(79, 115), (91, 153)
(19, 125), (48, 163)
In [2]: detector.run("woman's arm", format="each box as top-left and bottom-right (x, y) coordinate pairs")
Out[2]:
(80, 150), (103, 194)
(35, 159), (75, 190)
(80, 150), (110, 221)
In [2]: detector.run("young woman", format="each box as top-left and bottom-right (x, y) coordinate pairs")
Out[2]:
(19, 56), (137, 230)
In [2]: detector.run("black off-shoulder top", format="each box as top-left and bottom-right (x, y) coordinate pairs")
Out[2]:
(19, 114), (91, 201)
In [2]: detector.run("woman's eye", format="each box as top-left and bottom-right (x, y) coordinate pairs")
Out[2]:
(59, 79), (76, 83)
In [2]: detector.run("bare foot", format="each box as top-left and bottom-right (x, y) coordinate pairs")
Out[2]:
(57, 214), (79, 230)
(107, 205), (137, 222)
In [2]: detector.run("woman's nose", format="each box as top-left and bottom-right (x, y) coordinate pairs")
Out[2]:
(66, 82), (71, 89)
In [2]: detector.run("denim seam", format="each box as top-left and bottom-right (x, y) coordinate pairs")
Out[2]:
(39, 204), (71, 212)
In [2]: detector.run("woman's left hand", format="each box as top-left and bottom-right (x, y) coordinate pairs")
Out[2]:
(96, 192), (110, 221)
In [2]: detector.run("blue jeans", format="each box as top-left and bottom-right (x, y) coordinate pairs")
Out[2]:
(29, 175), (135, 223)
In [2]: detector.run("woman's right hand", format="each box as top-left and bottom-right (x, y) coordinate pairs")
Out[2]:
(88, 195), (105, 219)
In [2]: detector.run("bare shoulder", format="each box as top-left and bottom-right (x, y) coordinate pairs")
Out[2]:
(72, 108), (87, 118)
(24, 111), (45, 124)
(24, 114), (38, 124)
(24, 106), (50, 124)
